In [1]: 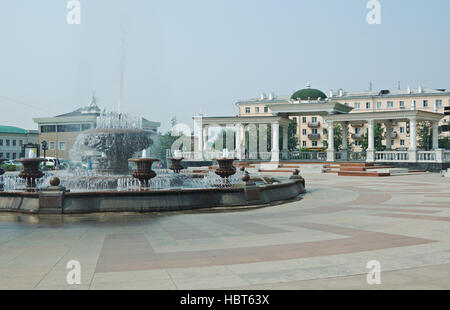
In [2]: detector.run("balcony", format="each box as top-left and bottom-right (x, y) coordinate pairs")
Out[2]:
(308, 133), (321, 140)
(308, 122), (321, 128)
(351, 123), (365, 128)
(351, 133), (364, 139)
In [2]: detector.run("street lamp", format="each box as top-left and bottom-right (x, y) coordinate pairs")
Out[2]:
(41, 141), (48, 159)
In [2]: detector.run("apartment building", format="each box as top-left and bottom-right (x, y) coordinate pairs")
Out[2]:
(237, 84), (450, 150)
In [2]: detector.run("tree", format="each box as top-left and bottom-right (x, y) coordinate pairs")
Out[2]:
(288, 121), (299, 151)
(417, 121), (433, 151)
(149, 132), (181, 168)
(361, 123), (384, 151)
(323, 124), (343, 151)
(439, 136), (450, 149)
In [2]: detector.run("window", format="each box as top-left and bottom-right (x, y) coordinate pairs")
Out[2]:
(302, 141), (307, 147)
(400, 139), (405, 146)
(255, 107), (260, 113)
(6, 140), (10, 146)
(376, 102), (382, 109)
(12, 153), (17, 159)
(423, 100), (428, 107)
(354, 102), (360, 109)
(354, 141), (361, 146)
(57, 124), (81, 132)
(400, 127), (405, 133)
(399, 101), (405, 108)
(436, 100), (443, 107)
(12, 140), (16, 146)
(292, 117), (297, 123)
(19, 140), (23, 147)
(366, 102), (371, 109)
(81, 124), (92, 131)
(311, 129), (318, 134)
(302, 117), (307, 124)
(58, 142), (67, 151)
(311, 117), (318, 123)
(302, 129), (307, 135)
(49, 142), (55, 150)
(6, 153), (10, 159)
(245, 107), (250, 114)
(264, 106), (268, 113)
(0, 139), (3, 146)
(312, 141), (318, 147)
(0, 153), (2, 158)
(41, 125), (56, 133)
(355, 128), (361, 134)
(387, 101), (393, 108)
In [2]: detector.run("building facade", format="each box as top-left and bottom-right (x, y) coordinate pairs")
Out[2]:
(33, 96), (161, 159)
(0, 126), (39, 160)
(237, 84), (450, 150)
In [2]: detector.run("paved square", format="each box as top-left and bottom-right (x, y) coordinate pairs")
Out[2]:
(1, 172), (450, 290)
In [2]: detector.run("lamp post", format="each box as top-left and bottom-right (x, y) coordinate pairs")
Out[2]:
(41, 141), (48, 160)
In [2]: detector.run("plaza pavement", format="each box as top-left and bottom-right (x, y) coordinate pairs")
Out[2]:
(0, 172), (450, 290)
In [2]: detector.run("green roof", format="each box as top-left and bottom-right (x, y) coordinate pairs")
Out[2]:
(291, 88), (327, 101)
(0, 125), (37, 135)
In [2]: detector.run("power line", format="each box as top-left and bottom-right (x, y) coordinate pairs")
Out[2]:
(0, 95), (52, 113)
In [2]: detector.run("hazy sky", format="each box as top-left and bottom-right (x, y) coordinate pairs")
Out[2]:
(0, 0), (449, 132)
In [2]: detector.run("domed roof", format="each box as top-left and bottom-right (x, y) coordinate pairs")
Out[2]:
(291, 83), (327, 101)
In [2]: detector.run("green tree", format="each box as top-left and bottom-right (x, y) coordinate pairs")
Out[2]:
(149, 132), (181, 168)
(439, 136), (450, 149)
(288, 121), (299, 151)
(417, 121), (433, 151)
(361, 123), (384, 151)
(323, 124), (343, 151)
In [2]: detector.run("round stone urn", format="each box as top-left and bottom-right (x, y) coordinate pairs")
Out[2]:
(168, 157), (184, 174)
(128, 158), (160, 188)
(16, 158), (46, 191)
(213, 158), (237, 179)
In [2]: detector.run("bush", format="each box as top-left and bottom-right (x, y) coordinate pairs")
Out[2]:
(1, 164), (17, 171)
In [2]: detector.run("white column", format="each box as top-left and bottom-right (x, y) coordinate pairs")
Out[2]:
(326, 121), (335, 162)
(202, 125), (209, 160)
(235, 123), (242, 160)
(409, 117), (417, 162)
(194, 118), (203, 160)
(282, 126), (288, 159)
(271, 122), (280, 162)
(367, 120), (375, 162)
(432, 121), (439, 150)
(385, 121), (392, 150)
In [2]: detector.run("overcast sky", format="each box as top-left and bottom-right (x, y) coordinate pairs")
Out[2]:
(0, 0), (449, 132)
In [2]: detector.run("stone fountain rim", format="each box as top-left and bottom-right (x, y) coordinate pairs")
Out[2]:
(128, 158), (161, 163)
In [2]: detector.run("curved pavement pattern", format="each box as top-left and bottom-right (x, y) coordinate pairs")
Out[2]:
(0, 173), (450, 290)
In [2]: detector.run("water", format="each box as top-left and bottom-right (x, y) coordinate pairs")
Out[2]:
(0, 169), (247, 193)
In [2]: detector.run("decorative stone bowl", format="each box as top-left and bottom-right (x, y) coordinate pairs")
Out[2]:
(168, 157), (184, 174)
(212, 158), (237, 179)
(128, 158), (160, 188)
(16, 158), (46, 191)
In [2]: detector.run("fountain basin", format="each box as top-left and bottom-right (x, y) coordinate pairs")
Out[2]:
(0, 177), (305, 214)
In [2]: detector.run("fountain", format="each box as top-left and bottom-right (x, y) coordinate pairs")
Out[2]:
(15, 158), (45, 191)
(128, 158), (160, 188)
(71, 112), (154, 175)
(213, 158), (237, 179)
(168, 157), (184, 174)
(0, 112), (305, 214)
